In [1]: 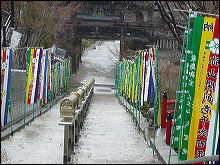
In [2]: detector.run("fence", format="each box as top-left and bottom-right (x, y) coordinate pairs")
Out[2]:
(115, 47), (161, 131)
(1, 47), (72, 140)
(174, 155), (219, 164)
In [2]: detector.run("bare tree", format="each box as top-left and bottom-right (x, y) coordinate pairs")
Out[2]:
(158, 49), (180, 99)
(0, 1), (82, 48)
(1, 1), (82, 69)
(155, 1), (219, 46)
(19, 1), (81, 48)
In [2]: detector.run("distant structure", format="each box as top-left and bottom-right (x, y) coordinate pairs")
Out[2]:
(61, 1), (179, 72)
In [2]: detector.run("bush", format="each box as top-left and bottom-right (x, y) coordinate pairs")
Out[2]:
(140, 101), (153, 119)
(82, 39), (96, 49)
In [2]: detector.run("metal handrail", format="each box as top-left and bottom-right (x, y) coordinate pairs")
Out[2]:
(174, 155), (219, 164)
(2, 14), (12, 46)
(4, 14), (11, 27)
(58, 78), (95, 164)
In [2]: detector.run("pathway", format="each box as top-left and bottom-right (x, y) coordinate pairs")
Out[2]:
(71, 90), (161, 164)
(1, 41), (162, 164)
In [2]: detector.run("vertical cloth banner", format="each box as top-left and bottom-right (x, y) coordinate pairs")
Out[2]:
(187, 16), (219, 160)
(141, 50), (150, 104)
(40, 49), (49, 103)
(172, 15), (219, 161)
(115, 47), (160, 125)
(47, 49), (52, 101)
(54, 62), (60, 95)
(25, 48), (42, 104)
(134, 52), (142, 104)
(141, 51), (147, 106)
(153, 47), (161, 126)
(172, 14), (195, 160)
(1, 48), (12, 126)
(147, 48), (156, 102)
(141, 48), (157, 103)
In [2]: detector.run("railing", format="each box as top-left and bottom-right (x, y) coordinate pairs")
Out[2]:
(173, 155), (219, 164)
(161, 92), (177, 128)
(2, 14), (13, 47)
(58, 78), (95, 164)
(1, 47), (72, 140)
(162, 90), (219, 164)
(161, 92), (178, 146)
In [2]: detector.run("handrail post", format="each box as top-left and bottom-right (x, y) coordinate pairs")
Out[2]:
(70, 121), (75, 153)
(165, 112), (173, 145)
(74, 115), (79, 144)
(63, 119), (72, 164)
(161, 92), (167, 128)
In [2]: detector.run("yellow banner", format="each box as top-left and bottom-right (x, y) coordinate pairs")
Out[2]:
(187, 16), (216, 160)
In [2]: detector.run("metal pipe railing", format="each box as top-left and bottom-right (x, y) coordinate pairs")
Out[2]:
(2, 14), (12, 47)
(161, 92), (177, 128)
(4, 14), (11, 27)
(174, 155), (219, 164)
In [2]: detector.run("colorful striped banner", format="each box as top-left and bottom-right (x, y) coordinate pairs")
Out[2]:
(40, 49), (48, 103)
(142, 48), (156, 103)
(54, 62), (60, 95)
(154, 47), (161, 126)
(134, 52), (142, 103)
(142, 51), (150, 103)
(141, 51), (146, 106)
(115, 47), (160, 126)
(172, 15), (219, 162)
(1, 48), (12, 126)
(125, 61), (129, 97)
(131, 61), (135, 102)
(173, 14), (195, 159)
(187, 16), (219, 161)
(53, 63), (57, 95)
(148, 48), (156, 102)
(47, 49), (52, 100)
(25, 48), (42, 104)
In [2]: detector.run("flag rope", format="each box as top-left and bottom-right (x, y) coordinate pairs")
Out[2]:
(174, 9), (219, 17)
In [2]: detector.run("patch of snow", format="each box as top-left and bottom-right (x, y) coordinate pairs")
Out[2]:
(10, 29), (22, 48)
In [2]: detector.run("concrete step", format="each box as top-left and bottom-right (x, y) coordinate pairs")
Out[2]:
(71, 93), (162, 164)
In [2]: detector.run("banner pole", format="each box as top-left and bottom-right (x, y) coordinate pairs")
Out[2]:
(131, 100), (134, 121)
(167, 19), (189, 162)
(10, 84), (13, 136)
(24, 49), (28, 127)
(153, 46), (160, 156)
(32, 103), (34, 120)
(211, 94), (219, 161)
(24, 94), (26, 127)
(176, 8), (193, 162)
(40, 99), (42, 115)
(8, 49), (13, 135)
(138, 101), (140, 132)
(174, 9), (219, 17)
(46, 101), (48, 112)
